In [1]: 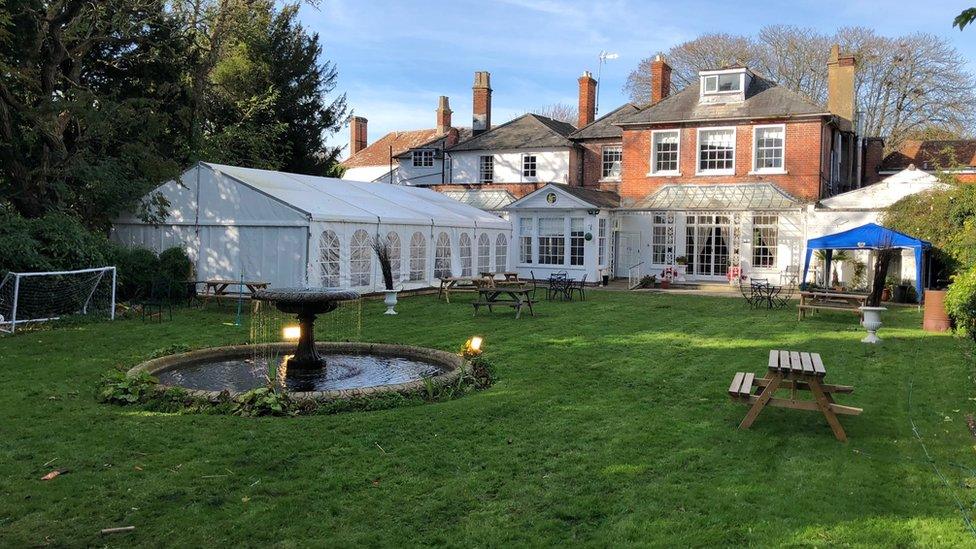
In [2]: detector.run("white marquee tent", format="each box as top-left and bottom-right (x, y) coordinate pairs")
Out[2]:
(112, 162), (512, 291)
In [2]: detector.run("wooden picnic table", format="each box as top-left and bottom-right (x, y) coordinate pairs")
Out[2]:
(797, 290), (868, 320)
(202, 278), (269, 306)
(472, 282), (535, 319)
(729, 350), (862, 441)
(437, 276), (488, 304)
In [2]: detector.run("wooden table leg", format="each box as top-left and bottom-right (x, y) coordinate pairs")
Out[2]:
(739, 371), (783, 429)
(808, 377), (848, 442)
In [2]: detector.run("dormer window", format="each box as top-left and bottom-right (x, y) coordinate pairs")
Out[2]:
(703, 73), (741, 93)
(699, 68), (751, 104)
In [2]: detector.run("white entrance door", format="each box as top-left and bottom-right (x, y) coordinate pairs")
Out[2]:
(616, 231), (641, 275)
(685, 214), (731, 279)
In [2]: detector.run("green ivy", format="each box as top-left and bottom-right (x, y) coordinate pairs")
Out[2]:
(946, 265), (976, 341)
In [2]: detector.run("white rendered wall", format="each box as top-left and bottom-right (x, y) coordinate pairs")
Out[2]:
(450, 149), (571, 184)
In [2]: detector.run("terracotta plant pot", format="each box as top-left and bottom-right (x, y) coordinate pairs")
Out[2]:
(661, 280), (671, 290)
(881, 288), (892, 302)
(923, 290), (951, 332)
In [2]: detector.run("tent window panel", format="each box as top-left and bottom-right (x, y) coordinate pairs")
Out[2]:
(435, 232), (452, 278)
(570, 217), (585, 266)
(495, 234), (508, 273)
(459, 233), (473, 276)
(350, 229), (372, 287)
(386, 231), (401, 283)
(409, 232), (426, 281)
(477, 233), (492, 274)
(319, 229), (340, 287)
(519, 218), (533, 264)
(538, 217), (565, 266)
(752, 215), (778, 269)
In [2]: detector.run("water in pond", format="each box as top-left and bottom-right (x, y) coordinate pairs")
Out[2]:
(157, 353), (445, 393)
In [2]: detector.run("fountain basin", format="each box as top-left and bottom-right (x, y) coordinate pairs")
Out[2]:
(127, 342), (465, 401)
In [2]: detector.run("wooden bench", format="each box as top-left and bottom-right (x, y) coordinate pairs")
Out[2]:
(797, 291), (868, 320)
(729, 350), (862, 441)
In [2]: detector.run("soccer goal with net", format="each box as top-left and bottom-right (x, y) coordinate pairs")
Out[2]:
(0, 267), (116, 334)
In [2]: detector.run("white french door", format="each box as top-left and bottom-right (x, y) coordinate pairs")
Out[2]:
(685, 214), (731, 278)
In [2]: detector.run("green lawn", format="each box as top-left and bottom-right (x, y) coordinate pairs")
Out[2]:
(1, 291), (975, 546)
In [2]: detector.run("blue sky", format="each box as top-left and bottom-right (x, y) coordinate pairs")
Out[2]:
(300, 0), (976, 153)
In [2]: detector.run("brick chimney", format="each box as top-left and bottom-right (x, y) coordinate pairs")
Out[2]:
(472, 71), (492, 135)
(827, 44), (856, 126)
(578, 71), (596, 128)
(436, 96), (452, 134)
(650, 54), (671, 104)
(350, 116), (367, 155)
(862, 137), (885, 185)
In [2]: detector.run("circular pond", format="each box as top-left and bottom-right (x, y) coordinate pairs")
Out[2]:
(128, 342), (464, 401)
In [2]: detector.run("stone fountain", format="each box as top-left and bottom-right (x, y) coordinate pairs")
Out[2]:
(252, 287), (360, 369)
(127, 286), (464, 402)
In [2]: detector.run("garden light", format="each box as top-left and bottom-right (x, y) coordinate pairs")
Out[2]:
(282, 325), (301, 341)
(463, 336), (484, 357)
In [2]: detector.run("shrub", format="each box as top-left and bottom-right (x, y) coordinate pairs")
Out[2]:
(158, 246), (193, 291)
(946, 264), (976, 341)
(111, 246), (159, 300)
(0, 208), (114, 275)
(98, 370), (159, 404)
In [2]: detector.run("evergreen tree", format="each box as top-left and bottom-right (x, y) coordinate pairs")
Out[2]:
(268, 4), (347, 176)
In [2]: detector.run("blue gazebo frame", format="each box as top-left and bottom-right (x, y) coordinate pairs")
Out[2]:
(801, 223), (931, 303)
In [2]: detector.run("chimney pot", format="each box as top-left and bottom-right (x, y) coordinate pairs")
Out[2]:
(436, 96), (453, 134)
(650, 54), (672, 104)
(350, 116), (367, 155)
(577, 71), (597, 128)
(472, 71), (492, 135)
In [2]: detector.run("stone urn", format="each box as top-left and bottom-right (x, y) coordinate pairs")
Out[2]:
(859, 306), (887, 344)
(383, 289), (400, 315)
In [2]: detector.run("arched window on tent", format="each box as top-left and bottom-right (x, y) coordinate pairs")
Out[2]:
(350, 229), (371, 287)
(435, 232), (452, 279)
(319, 229), (340, 287)
(386, 231), (401, 283)
(459, 233), (473, 276)
(409, 232), (426, 281)
(477, 233), (491, 274)
(495, 233), (508, 274)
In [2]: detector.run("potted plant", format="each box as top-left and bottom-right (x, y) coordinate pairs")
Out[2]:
(860, 247), (896, 343)
(600, 268), (609, 287)
(674, 256), (688, 275)
(660, 267), (678, 290)
(372, 234), (400, 315)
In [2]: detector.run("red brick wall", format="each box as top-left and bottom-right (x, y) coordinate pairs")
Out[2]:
(578, 75), (596, 128)
(619, 118), (826, 205)
(434, 183), (546, 199)
(578, 138), (623, 192)
(862, 137), (885, 185)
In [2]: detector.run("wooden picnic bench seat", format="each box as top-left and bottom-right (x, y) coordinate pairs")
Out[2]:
(728, 350), (862, 441)
(727, 372), (755, 401)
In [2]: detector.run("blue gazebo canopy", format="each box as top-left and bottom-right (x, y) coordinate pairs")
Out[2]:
(802, 223), (931, 302)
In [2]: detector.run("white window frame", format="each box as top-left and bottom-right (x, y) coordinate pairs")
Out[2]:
(537, 217), (565, 266)
(751, 123), (787, 174)
(649, 129), (681, 176)
(597, 218), (607, 267)
(601, 145), (622, 180)
(651, 213), (668, 265)
(518, 217), (533, 265)
(412, 149), (434, 167)
(696, 127), (736, 176)
(569, 217), (585, 266)
(701, 73), (743, 96)
(522, 154), (537, 179)
(751, 214), (779, 270)
(479, 155), (493, 183)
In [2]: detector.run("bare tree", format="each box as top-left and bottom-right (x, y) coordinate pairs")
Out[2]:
(525, 103), (578, 125)
(623, 27), (976, 147)
(624, 33), (757, 103)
